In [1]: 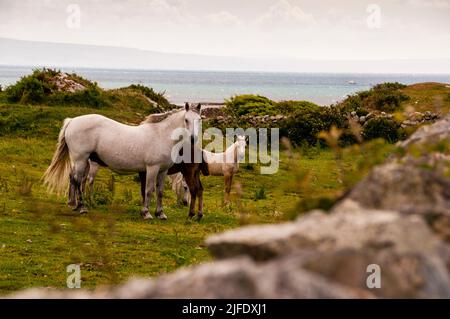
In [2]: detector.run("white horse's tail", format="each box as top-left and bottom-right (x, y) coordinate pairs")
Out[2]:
(43, 118), (72, 195)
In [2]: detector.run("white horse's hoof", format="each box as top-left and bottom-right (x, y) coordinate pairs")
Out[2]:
(156, 212), (167, 220)
(141, 210), (153, 220)
(142, 212), (153, 220)
(79, 207), (88, 215)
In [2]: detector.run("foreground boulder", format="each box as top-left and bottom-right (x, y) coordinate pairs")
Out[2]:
(206, 201), (450, 298)
(11, 256), (366, 299)
(342, 115), (450, 240)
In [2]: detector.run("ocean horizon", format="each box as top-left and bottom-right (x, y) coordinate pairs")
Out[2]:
(1, 65), (449, 106)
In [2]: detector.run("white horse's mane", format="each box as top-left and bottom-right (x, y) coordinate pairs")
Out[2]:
(140, 105), (201, 125)
(141, 108), (183, 124)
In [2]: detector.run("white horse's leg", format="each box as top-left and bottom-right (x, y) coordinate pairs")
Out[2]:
(72, 158), (89, 214)
(155, 169), (168, 220)
(67, 172), (77, 207)
(141, 165), (159, 220)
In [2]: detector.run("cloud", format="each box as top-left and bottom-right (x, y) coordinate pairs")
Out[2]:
(206, 11), (242, 27)
(255, 0), (315, 28)
(407, 0), (450, 9)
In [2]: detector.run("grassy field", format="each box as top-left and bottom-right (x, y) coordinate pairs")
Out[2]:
(400, 82), (450, 114)
(0, 101), (396, 294)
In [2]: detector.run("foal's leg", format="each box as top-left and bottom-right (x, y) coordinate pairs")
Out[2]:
(86, 161), (99, 193)
(196, 171), (204, 220)
(224, 173), (233, 203)
(80, 161), (90, 195)
(141, 166), (159, 220)
(155, 169), (168, 220)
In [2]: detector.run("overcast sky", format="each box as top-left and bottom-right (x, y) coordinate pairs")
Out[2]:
(0, 0), (449, 62)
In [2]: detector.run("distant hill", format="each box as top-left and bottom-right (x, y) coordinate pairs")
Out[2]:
(1, 37), (450, 73)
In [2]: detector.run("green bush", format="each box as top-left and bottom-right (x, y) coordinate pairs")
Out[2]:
(337, 82), (409, 113)
(5, 75), (51, 104)
(362, 117), (401, 143)
(276, 100), (321, 114)
(370, 89), (409, 112)
(4, 68), (106, 106)
(225, 94), (276, 116)
(279, 105), (347, 146)
(3, 69), (172, 111)
(253, 186), (266, 200)
(48, 89), (108, 108)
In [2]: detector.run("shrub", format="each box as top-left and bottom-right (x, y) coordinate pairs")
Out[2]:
(279, 105), (347, 146)
(370, 89), (409, 112)
(4, 68), (106, 106)
(253, 186), (266, 200)
(362, 117), (401, 143)
(225, 94), (276, 116)
(6, 75), (50, 104)
(3, 69), (172, 111)
(337, 82), (409, 113)
(276, 100), (320, 114)
(372, 82), (407, 91)
(48, 88), (108, 108)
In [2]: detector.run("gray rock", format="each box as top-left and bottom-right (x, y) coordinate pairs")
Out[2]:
(398, 115), (450, 148)
(206, 201), (450, 298)
(343, 161), (450, 217)
(10, 256), (364, 299)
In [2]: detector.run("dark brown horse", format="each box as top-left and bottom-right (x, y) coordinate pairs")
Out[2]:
(166, 145), (209, 219)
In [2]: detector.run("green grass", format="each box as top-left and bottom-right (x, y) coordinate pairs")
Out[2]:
(0, 98), (394, 294)
(0, 137), (370, 293)
(400, 82), (450, 114)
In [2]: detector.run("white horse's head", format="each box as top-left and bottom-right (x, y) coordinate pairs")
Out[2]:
(184, 102), (202, 144)
(236, 135), (246, 161)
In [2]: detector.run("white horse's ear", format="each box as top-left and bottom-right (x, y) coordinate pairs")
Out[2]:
(185, 102), (190, 111)
(196, 103), (201, 113)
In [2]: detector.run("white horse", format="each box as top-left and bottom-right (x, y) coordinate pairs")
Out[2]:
(43, 103), (201, 220)
(203, 136), (246, 201)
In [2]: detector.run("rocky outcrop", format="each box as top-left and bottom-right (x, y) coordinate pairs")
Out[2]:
(49, 72), (86, 93)
(349, 110), (440, 128)
(398, 114), (450, 148)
